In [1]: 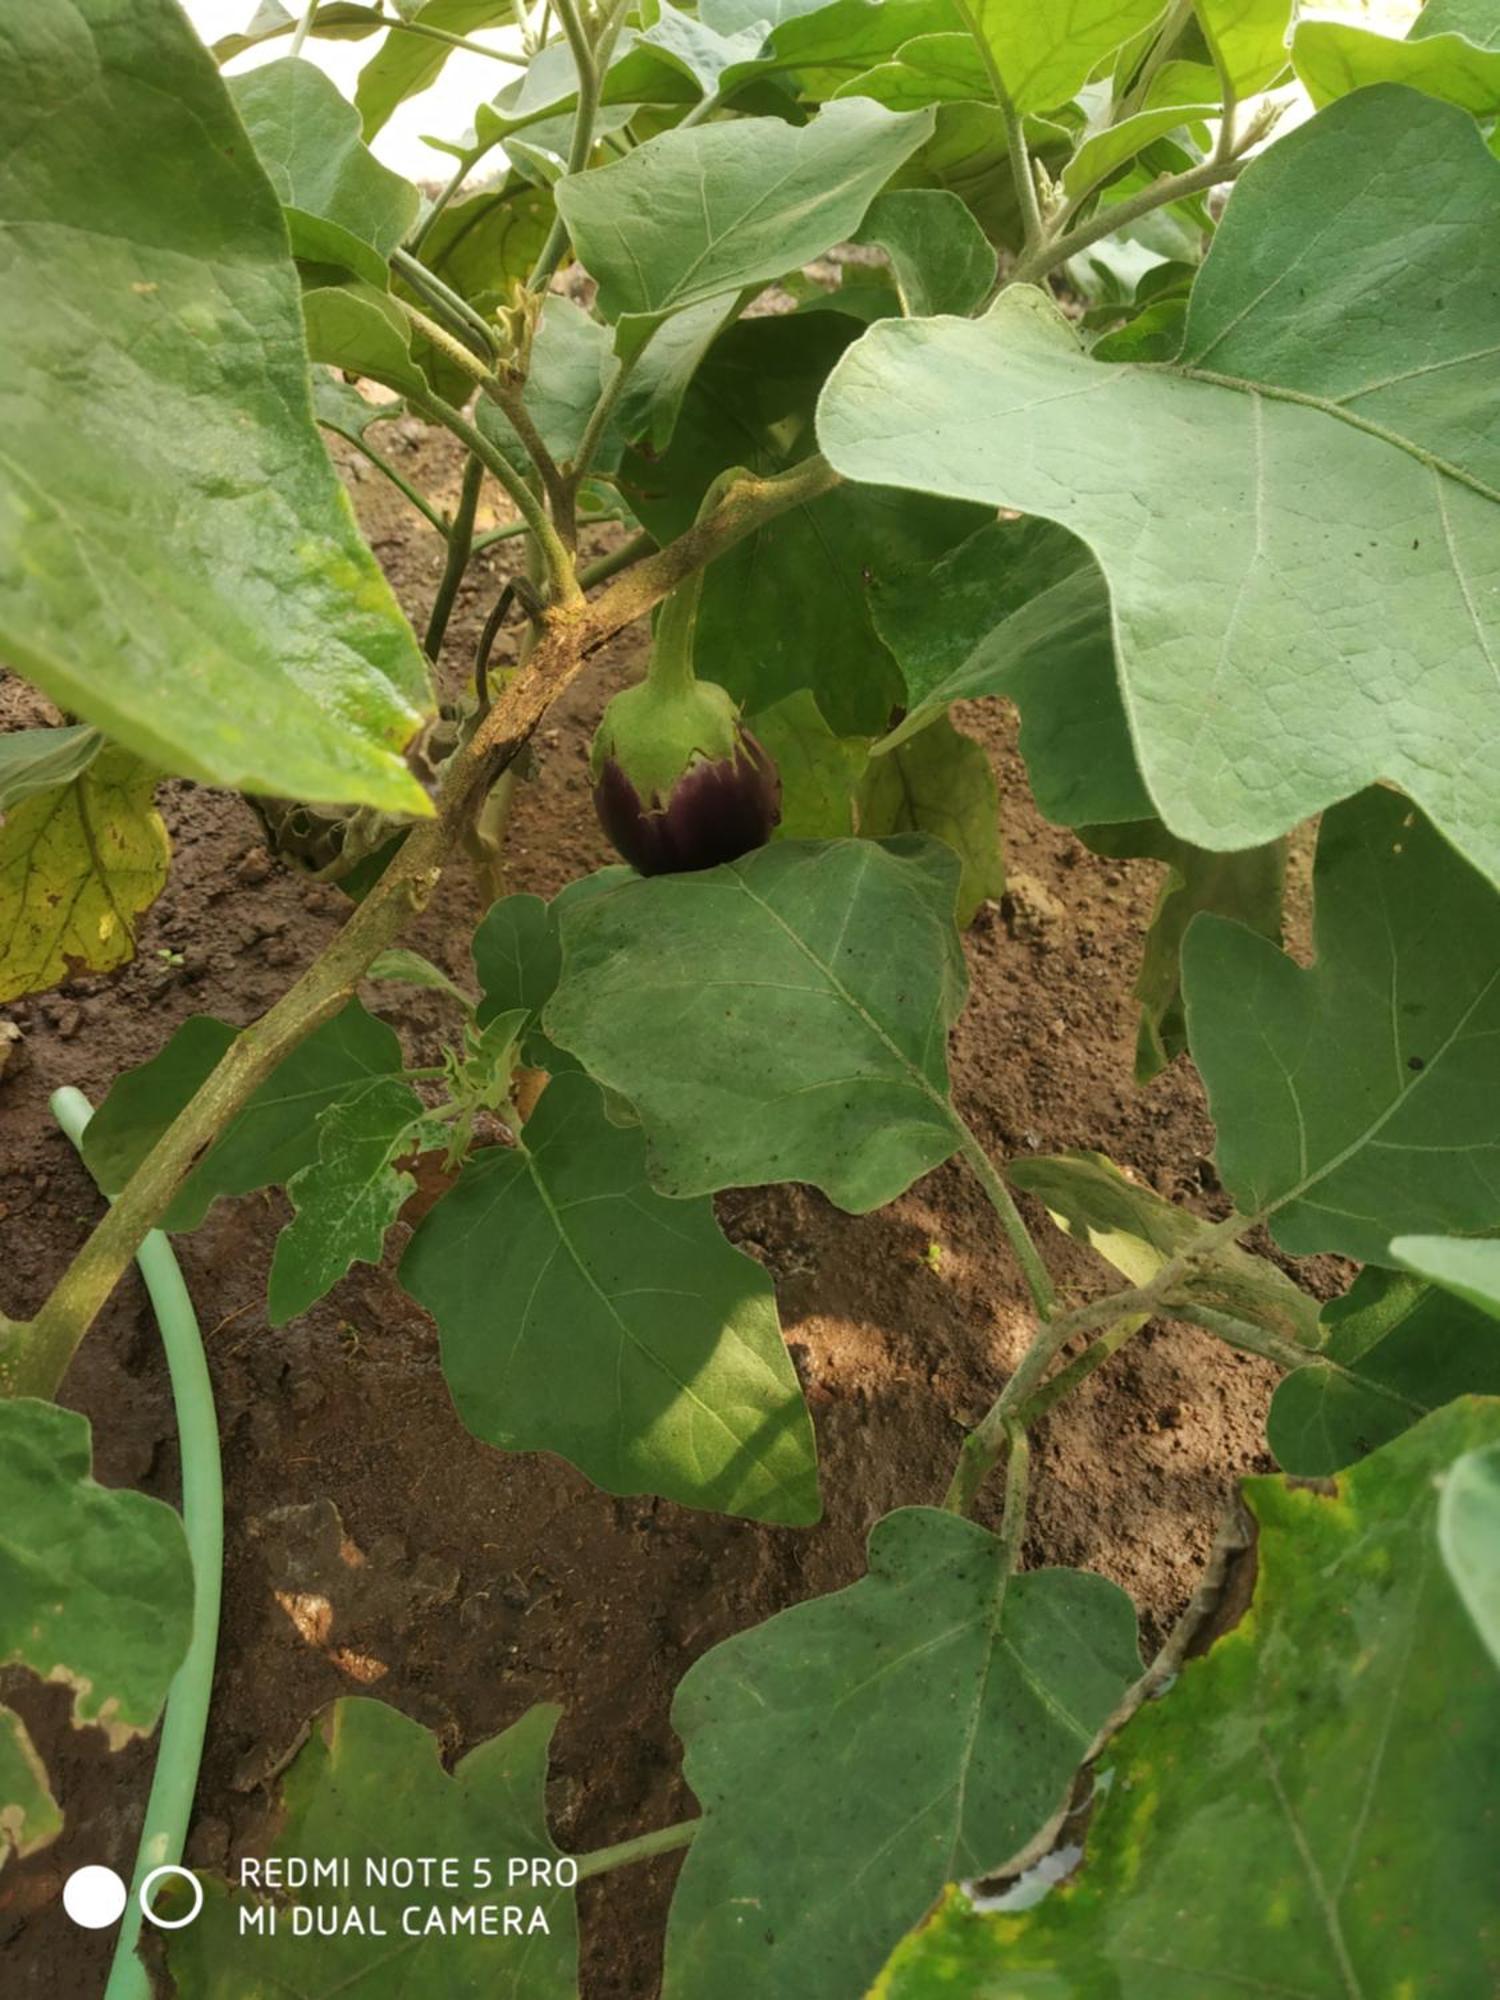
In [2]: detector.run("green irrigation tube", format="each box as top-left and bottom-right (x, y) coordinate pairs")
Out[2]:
(50, 1088), (223, 2000)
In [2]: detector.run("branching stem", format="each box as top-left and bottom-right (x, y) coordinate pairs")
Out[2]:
(526, 0), (631, 293)
(951, 0), (1043, 250)
(0, 456), (841, 1399)
(945, 1210), (1251, 1513)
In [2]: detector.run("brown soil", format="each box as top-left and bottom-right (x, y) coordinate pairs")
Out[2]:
(0, 425), (1337, 2000)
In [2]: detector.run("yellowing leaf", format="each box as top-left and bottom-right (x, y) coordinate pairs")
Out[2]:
(0, 746), (168, 1002)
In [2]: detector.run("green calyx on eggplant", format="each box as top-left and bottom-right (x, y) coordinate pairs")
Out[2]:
(589, 556), (781, 875)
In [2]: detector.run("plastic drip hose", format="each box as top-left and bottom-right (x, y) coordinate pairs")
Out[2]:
(50, 1088), (223, 2000)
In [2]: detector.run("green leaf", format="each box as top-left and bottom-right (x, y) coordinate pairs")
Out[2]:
(268, 1076), (424, 1325)
(0, 724), (102, 811)
(1081, 820), (1285, 1082)
(1183, 788), (1500, 1263)
(0, 1399), (191, 1748)
(1196, 0), (1294, 93)
(165, 1698), (577, 1996)
(840, 31), (992, 109)
(473, 892), (563, 1028)
(854, 189), (996, 317)
(355, 0), (511, 139)
(1391, 1233), (1500, 1318)
(212, 1), (387, 63)
(230, 57), (418, 286)
(83, 1003), (405, 1233)
(623, 314), (983, 734)
(858, 715), (1003, 925)
(401, 1071), (820, 1524)
(302, 274), (432, 395)
(1294, 10), (1500, 117)
(663, 1507), (1140, 2000)
(868, 516), (1147, 827)
(555, 100), (935, 344)
(968, 0), (1168, 112)
(1419, 0), (1500, 48)
(633, 1), (770, 94)
(1268, 1266), (1500, 1476)
(1008, 1149), (1320, 1348)
(718, 0), (960, 104)
(749, 691), (868, 840)
(615, 295), (744, 455)
(0, 0), (433, 816)
(818, 88), (1500, 884)
(871, 1400), (1500, 2000)
(366, 945), (474, 1004)
(0, 747), (169, 1004)
(1061, 97), (1220, 203)
(0, 1707), (61, 1868)
(544, 837), (968, 1212)
(1440, 1440), (1500, 1667)
(310, 366), (405, 445)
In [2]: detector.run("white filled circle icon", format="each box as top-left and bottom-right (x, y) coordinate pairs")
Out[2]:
(62, 1866), (128, 1930)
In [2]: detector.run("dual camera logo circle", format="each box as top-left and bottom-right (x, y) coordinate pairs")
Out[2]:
(62, 1863), (204, 1931)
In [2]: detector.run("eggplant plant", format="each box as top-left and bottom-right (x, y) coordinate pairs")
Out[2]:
(2, 0), (1499, 1993)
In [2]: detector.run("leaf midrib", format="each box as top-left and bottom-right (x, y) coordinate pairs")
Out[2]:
(514, 1130), (801, 1501)
(1160, 362), (1500, 509)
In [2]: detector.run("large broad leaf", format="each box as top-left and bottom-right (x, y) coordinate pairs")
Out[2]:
(1009, 1149), (1320, 1348)
(401, 1071), (819, 1524)
(1081, 819), (1285, 1083)
(164, 1699), (577, 1997)
(0, 747), (169, 1003)
(267, 1075), (425, 1325)
(0, 0), (433, 815)
(554, 99), (935, 347)
(355, 0), (512, 139)
(856, 715), (1003, 925)
(0, 1399), (191, 1749)
(82, 1003), (405, 1233)
(0, 1707), (61, 1868)
(544, 837), (969, 1213)
(663, 1507), (1140, 2000)
(872, 1399), (1500, 2000)
(819, 88), (1500, 886)
(229, 58), (417, 286)
(1268, 1265), (1500, 1476)
(1391, 1233), (1500, 1319)
(623, 314), (983, 735)
(1183, 788), (1500, 1264)
(966, 0), (1166, 112)
(1294, 9), (1500, 116)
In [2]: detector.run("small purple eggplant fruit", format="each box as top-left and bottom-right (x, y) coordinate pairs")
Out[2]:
(589, 569), (781, 875)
